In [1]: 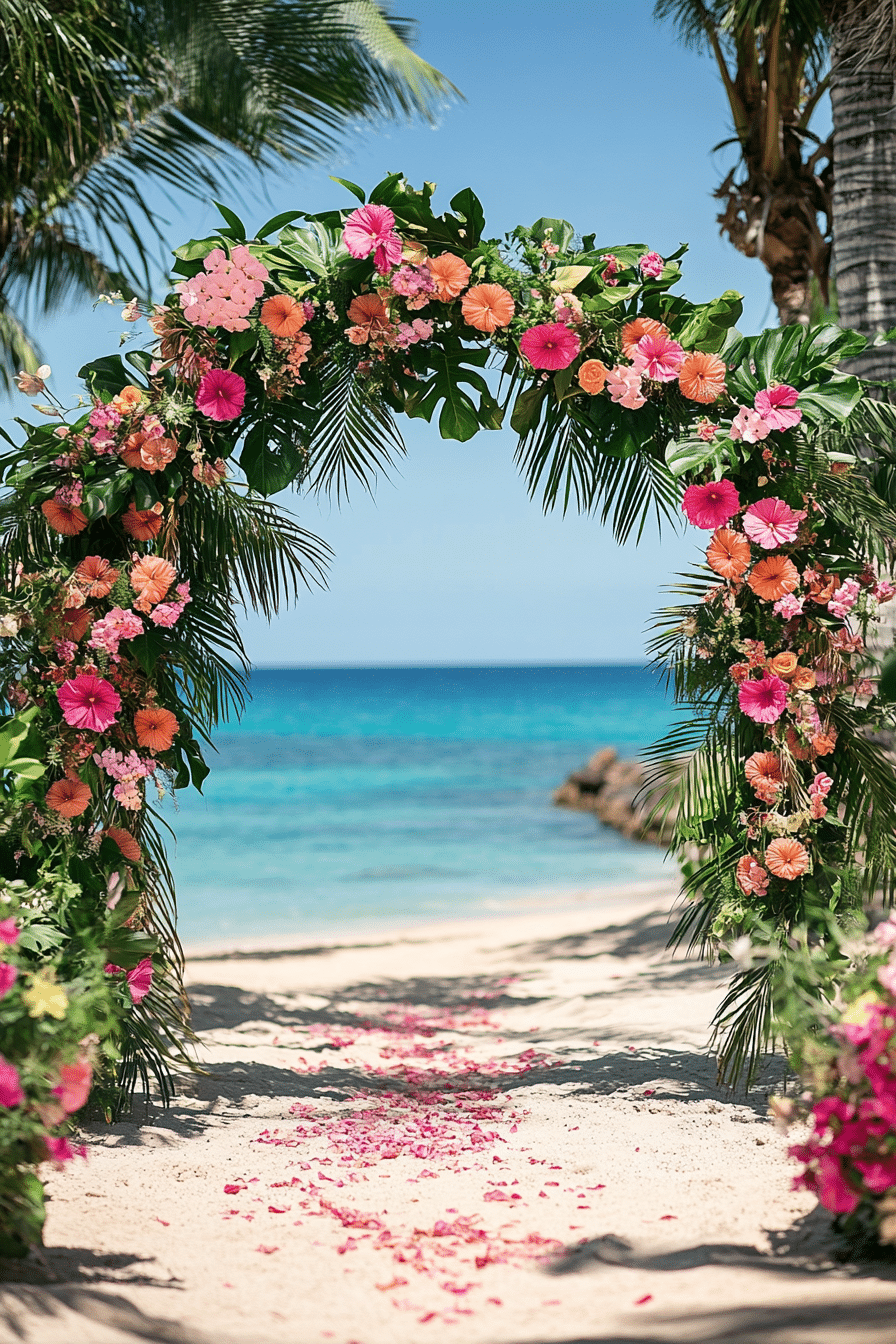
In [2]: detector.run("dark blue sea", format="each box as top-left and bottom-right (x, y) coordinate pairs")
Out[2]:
(166, 665), (678, 944)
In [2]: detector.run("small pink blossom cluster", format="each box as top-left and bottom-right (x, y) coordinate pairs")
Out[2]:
(730, 384), (802, 442)
(600, 254), (620, 286)
(148, 580), (190, 629)
(606, 363), (645, 409)
(773, 593), (805, 618)
(789, 996), (896, 1216)
(639, 250), (664, 279)
(809, 770), (833, 819)
(54, 481), (83, 508)
(87, 402), (123, 454)
(93, 747), (157, 810)
(395, 318), (434, 349)
(389, 265), (436, 309)
(176, 246), (269, 332)
(828, 578), (860, 619)
(88, 606), (144, 657)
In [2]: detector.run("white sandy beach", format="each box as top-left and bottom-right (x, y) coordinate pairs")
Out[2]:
(3, 883), (896, 1344)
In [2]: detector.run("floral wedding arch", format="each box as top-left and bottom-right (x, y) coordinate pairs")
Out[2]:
(3, 174), (896, 1253)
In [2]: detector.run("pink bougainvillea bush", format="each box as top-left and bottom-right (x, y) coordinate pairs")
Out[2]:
(771, 914), (896, 1248)
(4, 173), (896, 1252)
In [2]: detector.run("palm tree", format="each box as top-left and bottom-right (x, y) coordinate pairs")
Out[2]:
(824, 0), (896, 382)
(0, 0), (457, 389)
(655, 0), (832, 326)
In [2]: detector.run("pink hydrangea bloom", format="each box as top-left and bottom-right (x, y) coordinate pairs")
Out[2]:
(738, 674), (788, 724)
(395, 318), (433, 349)
(877, 961), (896, 996)
(0, 917), (19, 945)
(742, 497), (806, 548)
(390, 265), (436, 307)
(58, 675), (121, 732)
(755, 384), (801, 430)
(176, 245), (268, 332)
(828, 578), (860, 619)
(89, 607), (144, 656)
(0, 963), (17, 999)
(773, 593), (805, 619)
(873, 914), (896, 949)
(681, 479), (740, 529)
(639, 251), (664, 279)
(519, 323), (581, 370)
(874, 580), (896, 603)
(730, 406), (772, 443)
(342, 204), (403, 274)
(196, 369), (246, 421)
(149, 601), (185, 628)
(632, 333), (684, 382)
(606, 364), (646, 410)
(0, 1055), (24, 1108)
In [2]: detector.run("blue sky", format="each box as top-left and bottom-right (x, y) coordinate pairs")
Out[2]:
(3, 0), (827, 665)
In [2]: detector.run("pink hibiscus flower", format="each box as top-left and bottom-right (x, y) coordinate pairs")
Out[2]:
(195, 369), (246, 422)
(53, 1055), (93, 1114)
(126, 957), (153, 1004)
(0, 1055), (24, 1108)
(519, 323), (581, 370)
(815, 1153), (860, 1215)
(0, 917), (18, 945)
(342, 204), (403, 274)
(633, 333), (685, 382)
(43, 1136), (88, 1165)
(742, 497), (806, 548)
(58, 675), (121, 732)
(755, 384), (801, 431)
(738, 674), (788, 724)
(730, 406), (771, 443)
(681, 479), (741, 529)
(0, 964), (17, 999)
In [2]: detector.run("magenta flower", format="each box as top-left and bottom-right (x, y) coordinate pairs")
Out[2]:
(58, 675), (121, 732)
(53, 1056), (92, 1114)
(0, 964), (16, 999)
(0, 1055), (24, 1108)
(738, 674), (788, 724)
(342, 204), (402, 274)
(639, 251), (664, 279)
(43, 1136), (87, 1165)
(519, 323), (580, 370)
(742, 497), (806, 548)
(195, 368), (246, 422)
(0, 917), (18, 945)
(815, 1153), (860, 1214)
(681, 479), (740, 529)
(633, 333), (685, 382)
(755, 384), (801, 431)
(126, 957), (153, 1004)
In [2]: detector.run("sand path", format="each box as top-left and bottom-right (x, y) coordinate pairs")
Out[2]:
(3, 886), (896, 1343)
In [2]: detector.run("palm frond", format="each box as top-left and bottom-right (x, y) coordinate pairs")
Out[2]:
(307, 361), (406, 500)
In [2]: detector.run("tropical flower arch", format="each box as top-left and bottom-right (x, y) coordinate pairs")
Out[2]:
(2, 173), (896, 1254)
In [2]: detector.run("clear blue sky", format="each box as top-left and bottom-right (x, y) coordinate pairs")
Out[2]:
(4, 0), (825, 666)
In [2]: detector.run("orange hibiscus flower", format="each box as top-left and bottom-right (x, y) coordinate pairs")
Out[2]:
(747, 554), (800, 602)
(745, 751), (783, 787)
(45, 778), (91, 817)
(620, 317), (669, 359)
(130, 555), (176, 608)
(427, 252), (471, 301)
(104, 827), (142, 862)
(460, 284), (515, 332)
(261, 294), (307, 337)
(75, 556), (119, 598)
(678, 351), (727, 404)
(785, 726), (814, 761)
(134, 707), (179, 752)
(706, 527), (751, 580)
(765, 837), (810, 880)
(577, 360), (610, 395)
(119, 431), (146, 469)
(812, 726), (838, 756)
(42, 499), (88, 536)
(121, 503), (163, 541)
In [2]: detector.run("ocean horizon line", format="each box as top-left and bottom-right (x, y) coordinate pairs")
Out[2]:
(246, 659), (652, 672)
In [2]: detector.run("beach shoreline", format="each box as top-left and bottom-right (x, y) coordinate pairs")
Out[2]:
(3, 887), (896, 1344)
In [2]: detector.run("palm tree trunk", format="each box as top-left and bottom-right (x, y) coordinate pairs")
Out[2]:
(830, 0), (896, 380)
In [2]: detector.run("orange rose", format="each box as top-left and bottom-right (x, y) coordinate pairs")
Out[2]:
(791, 667), (817, 691)
(111, 385), (143, 415)
(769, 652), (798, 679)
(577, 360), (609, 395)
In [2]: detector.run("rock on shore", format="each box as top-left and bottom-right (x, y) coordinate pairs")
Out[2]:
(552, 746), (679, 846)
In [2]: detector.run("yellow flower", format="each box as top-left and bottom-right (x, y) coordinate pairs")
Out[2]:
(23, 975), (68, 1020)
(840, 990), (882, 1028)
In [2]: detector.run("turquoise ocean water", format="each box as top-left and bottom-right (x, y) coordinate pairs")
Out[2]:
(166, 665), (678, 945)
